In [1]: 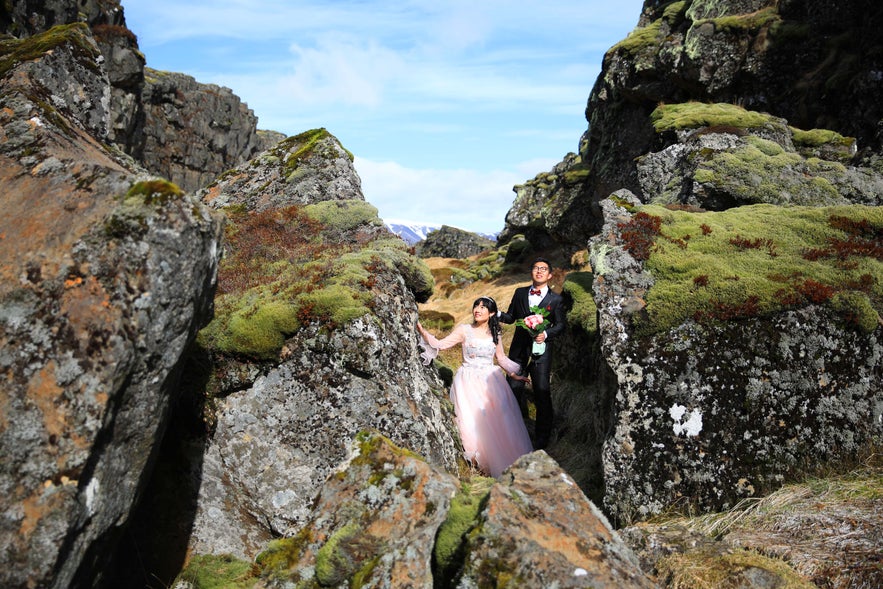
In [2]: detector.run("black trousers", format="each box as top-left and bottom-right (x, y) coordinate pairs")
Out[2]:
(508, 357), (553, 447)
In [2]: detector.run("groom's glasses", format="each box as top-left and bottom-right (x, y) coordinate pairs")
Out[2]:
(532, 266), (550, 273)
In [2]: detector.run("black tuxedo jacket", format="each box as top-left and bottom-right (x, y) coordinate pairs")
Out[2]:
(499, 286), (566, 364)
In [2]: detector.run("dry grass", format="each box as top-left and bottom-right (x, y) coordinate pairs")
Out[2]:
(649, 458), (883, 589)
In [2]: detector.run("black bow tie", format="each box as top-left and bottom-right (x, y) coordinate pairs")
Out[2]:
(529, 288), (542, 296)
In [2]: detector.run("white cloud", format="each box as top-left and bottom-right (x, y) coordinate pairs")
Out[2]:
(280, 35), (406, 107)
(123, 0), (646, 233)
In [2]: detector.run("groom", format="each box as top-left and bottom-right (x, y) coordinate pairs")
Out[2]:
(499, 257), (566, 449)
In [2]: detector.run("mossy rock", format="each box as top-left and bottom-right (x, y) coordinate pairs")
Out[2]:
(433, 477), (494, 586)
(651, 102), (781, 133)
(689, 6), (781, 35)
(0, 22), (102, 79)
(691, 136), (846, 206)
(197, 202), (431, 360)
(631, 203), (883, 336)
(303, 199), (382, 233)
(124, 179), (185, 206)
(562, 272), (598, 336)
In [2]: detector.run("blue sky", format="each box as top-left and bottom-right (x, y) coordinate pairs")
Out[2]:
(122, 1), (645, 233)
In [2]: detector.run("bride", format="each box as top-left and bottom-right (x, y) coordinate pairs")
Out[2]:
(417, 296), (533, 477)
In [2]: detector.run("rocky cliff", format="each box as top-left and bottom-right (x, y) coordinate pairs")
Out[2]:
(502, 0), (883, 248)
(0, 23), (222, 589)
(1, 0), (277, 193)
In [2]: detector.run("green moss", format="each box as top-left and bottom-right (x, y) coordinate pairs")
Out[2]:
(315, 522), (363, 586)
(303, 200), (381, 232)
(634, 204), (883, 335)
(651, 102), (778, 133)
(611, 18), (664, 57)
(696, 7), (780, 34)
(255, 528), (314, 578)
(433, 477), (494, 586)
(198, 203), (433, 360)
(199, 296), (300, 360)
(562, 272), (597, 336)
(790, 127), (853, 148)
(690, 137), (845, 206)
(353, 430), (423, 466)
(174, 553), (257, 589)
(350, 555), (381, 588)
(609, 195), (638, 212)
(277, 128), (354, 177)
(662, 1), (689, 22)
(124, 179), (184, 206)
(299, 284), (369, 325)
(0, 23), (101, 79)
(562, 167), (591, 185)
(831, 291), (880, 333)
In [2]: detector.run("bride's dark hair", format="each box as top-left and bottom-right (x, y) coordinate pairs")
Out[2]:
(473, 296), (502, 344)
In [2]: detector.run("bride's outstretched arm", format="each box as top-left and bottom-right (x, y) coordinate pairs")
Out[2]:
(416, 323), (465, 365)
(495, 340), (523, 378)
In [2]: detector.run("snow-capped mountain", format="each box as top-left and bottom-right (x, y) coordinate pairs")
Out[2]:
(385, 221), (442, 245)
(385, 220), (498, 245)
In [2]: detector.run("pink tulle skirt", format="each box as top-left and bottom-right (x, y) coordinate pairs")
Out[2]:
(450, 365), (533, 477)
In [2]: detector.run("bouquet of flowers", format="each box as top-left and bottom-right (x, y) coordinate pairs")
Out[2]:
(515, 305), (552, 355)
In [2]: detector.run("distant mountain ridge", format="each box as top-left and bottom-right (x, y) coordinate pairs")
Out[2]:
(385, 220), (497, 245)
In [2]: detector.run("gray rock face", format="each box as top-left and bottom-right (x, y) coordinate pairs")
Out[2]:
(136, 68), (266, 192)
(504, 0), (883, 249)
(200, 128), (363, 211)
(498, 146), (598, 251)
(457, 452), (656, 588)
(585, 0), (883, 201)
(189, 303), (461, 559)
(1, 23), (111, 139)
(260, 433), (461, 588)
(0, 24), (222, 589)
(588, 195), (883, 524)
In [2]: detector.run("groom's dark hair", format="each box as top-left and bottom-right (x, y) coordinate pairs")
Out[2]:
(531, 256), (553, 270)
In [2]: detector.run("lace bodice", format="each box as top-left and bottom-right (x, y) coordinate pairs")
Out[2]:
(419, 324), (520, 374)
(461, 327), (498, 368)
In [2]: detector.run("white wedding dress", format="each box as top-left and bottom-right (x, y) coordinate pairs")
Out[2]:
(420, 324), (533, 477)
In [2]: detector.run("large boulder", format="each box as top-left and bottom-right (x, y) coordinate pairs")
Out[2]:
(636, 102), (883, 209)
(586, 0), (883, 203)
(0, 24), (222, 589)
(178, 130), (460, 560)
(201, 434), (655, 589)
(588, 193), (883, 523)
(134, 68), (267, 192)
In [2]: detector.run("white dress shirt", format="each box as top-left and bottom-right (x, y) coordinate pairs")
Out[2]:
(528, 285), (547, 308)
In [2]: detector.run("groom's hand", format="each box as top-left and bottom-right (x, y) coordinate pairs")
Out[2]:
(535, 331), (547, 343)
